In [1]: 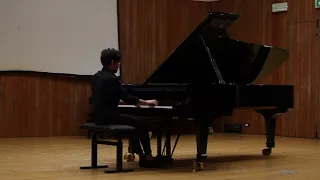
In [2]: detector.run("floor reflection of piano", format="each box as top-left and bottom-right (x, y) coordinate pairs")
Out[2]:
(118, 12), (294, 171)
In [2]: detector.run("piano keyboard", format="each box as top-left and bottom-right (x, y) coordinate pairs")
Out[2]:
(118, 105), (173, 109)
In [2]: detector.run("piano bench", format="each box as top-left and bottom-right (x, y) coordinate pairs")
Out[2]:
(79, 123), (136, 173)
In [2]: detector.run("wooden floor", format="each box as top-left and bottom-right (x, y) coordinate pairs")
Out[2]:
(1, 133), (319, 180)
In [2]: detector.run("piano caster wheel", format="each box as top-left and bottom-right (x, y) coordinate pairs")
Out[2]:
(124, 153), (135, 162)
(192, 161), (203, 172)
(262, 148), (272, 156)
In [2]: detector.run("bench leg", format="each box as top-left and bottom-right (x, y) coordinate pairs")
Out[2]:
(80, 132), (108, 169)
(104, 138), (134, 173)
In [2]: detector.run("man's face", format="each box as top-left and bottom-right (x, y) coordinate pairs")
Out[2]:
(109, 60), (121, 73)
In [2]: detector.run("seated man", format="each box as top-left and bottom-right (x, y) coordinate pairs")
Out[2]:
(91, 48), (159, 168)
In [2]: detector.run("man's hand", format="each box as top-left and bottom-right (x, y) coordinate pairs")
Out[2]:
(145, 99), (158, 106)
(138, 99), (158, 107)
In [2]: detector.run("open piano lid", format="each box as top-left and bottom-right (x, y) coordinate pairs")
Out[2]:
(143, 12), (289, 85)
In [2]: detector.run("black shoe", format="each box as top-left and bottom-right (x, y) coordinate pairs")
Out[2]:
(139, 156), (163, 168)
(139, 160), (161, 168)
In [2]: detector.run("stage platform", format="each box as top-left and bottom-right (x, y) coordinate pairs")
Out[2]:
(1, 133), (319, 180)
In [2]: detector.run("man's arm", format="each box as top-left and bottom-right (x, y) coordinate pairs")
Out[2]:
(115, 79), (157, 106)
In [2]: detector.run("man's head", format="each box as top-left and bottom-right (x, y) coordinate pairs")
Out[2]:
(100, 48), (121, 73)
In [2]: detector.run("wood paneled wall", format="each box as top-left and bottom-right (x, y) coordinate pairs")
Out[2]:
(0, 0), (319, 138)
(0, 74), (91, 137)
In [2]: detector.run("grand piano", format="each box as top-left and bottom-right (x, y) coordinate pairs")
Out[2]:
(118, 12), (294, 171)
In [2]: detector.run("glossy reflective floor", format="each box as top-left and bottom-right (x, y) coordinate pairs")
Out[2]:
(1, 133), (319, 180)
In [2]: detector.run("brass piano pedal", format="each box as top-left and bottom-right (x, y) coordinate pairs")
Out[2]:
(192, 161), (203, 172)
(124, 153), (135, 162)
(208, 127), (214, 135)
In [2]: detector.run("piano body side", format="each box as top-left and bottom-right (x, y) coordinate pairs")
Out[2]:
(120, 11), (294, 119)
(235, 84), (294, 110)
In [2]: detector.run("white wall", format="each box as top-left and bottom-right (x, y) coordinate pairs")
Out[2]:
(0, 0), (119, 76)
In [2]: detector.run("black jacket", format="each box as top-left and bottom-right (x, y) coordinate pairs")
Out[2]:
(91, 67), (139, 124)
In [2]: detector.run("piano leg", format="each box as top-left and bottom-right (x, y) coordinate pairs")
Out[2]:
(193, 118), (210, 171)
(263, 115), (276, 155)
(255, 108), (284, 156)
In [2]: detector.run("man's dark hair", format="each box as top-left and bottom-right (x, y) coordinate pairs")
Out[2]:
(100, 48), (121, 67)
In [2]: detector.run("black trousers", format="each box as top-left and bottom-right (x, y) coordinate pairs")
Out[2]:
(110, 114), (152, 155)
